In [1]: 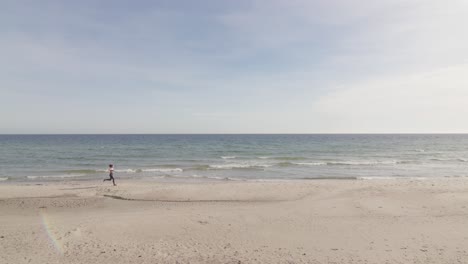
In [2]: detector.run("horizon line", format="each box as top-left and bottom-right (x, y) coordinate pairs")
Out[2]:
(1, 133), (468, 135)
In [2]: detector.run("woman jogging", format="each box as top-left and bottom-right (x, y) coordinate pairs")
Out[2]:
(103, 164), (116, 186)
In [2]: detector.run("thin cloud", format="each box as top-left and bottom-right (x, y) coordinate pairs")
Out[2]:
(0, 1), (467, 133)
(313, 64), (468, 133)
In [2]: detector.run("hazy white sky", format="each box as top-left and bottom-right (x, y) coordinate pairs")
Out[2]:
(1, 0), (467, 133)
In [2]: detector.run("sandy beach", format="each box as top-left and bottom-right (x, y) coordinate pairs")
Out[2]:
(1, 179), (468, 264)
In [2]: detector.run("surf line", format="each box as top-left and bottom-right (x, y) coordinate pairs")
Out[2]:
(40, 210), (64, 255)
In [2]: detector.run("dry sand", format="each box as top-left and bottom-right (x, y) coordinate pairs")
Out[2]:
(1, 178), (468, 263)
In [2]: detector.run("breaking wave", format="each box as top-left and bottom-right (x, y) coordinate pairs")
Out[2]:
(293, 162), (327, 166)
(325, 160), (399, 166)
(208, 163), (271, 169)
(152, 174), (240, 181)
(140, 168), (183, 173)
(221, 156), (236, 160)
(277, 160), (400, 167)
(26, 174), (87, 179)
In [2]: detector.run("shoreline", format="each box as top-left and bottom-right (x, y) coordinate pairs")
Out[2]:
(2, 179), (468, 263)
(0, 174), (457, 185)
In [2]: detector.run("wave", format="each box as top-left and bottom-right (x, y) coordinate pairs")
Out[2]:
(277, 160), (398, 167)
(188, 165), (211, 171)
(277, 162), (295, 167)
(115, 168), (183, 173)
(293, 162), (327, 166)
(141, 168), (183, 173)
(61, 169), (104, 174)
(59, 167), (184, 174)
(429, 158), (468, 162)
(114, 169), (137, 173)
(221, 156), (236, 160)
(272, 156), (307, 161)
(429, 158), (450, 161)
(26, 174), (86, 179)
(326, 160), (398, 166)
(0, 177), (8, 181)
(52, 158), (413, 177)
(396, 160), (416, 165)
(24, 169), (181, 180)
(277, 162), (327, 167)
(155, 164), (184, 168)
(209, 163), (270, 169)
(152, 174), (236, 181)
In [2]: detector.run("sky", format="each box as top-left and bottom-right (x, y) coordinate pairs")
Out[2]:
(1, 0), (467, 133)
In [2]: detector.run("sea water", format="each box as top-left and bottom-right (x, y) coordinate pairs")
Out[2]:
(1, 134), (468, 182)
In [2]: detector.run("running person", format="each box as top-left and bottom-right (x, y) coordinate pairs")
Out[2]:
(103, 164), (116, 186)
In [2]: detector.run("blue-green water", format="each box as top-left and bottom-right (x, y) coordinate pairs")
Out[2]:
(1, 134), (468, 182)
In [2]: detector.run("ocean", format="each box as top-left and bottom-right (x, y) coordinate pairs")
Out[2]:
(1, 134), (468, 182)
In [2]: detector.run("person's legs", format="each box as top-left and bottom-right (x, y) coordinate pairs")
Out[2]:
(104, 173), (112, 181)
(111, 175), (116, 186)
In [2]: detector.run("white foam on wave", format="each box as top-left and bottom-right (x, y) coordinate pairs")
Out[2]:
(221, 156), (236, 160)
(0, 177), (8, 181)
(327, 160), (398, 166)
(26, 174), (86, 179)
(151, 174), (232, 181)
(209, 163), (271, 169)
(293, 162), (327, 166)
(210, 164), (251, 169)
(142, 168), (183, 173)
(254, 164), (272, 168)
(190, 174), (243, 181)
(111, 168), (184, 173)
(257, 156), (270, 159)
(45, 174), (86, 178)
(114, 169), (137, 173)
